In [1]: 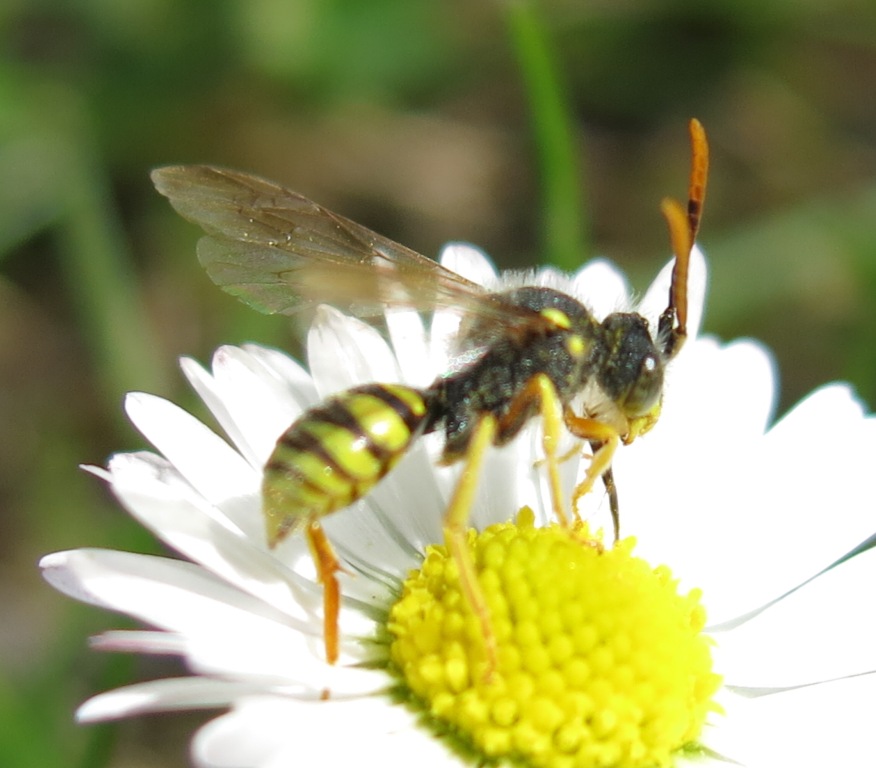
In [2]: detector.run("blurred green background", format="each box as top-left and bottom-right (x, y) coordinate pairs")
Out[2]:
(2, 1), (876, 765)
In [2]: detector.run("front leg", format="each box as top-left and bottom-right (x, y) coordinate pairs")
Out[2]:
(563, 410), (622, 540)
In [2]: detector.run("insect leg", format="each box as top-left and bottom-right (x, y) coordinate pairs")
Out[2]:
(563, 410), (622, 540)
(495, 373), (569, 527)
(443, 414), (498, 679)
(596, 460), (620, 541)
(305, 520), (342, 665)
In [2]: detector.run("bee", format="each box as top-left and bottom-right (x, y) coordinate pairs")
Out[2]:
(152, 119), (708, 669)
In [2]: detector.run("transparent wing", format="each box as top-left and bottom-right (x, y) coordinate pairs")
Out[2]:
(152, 165), (538, 326)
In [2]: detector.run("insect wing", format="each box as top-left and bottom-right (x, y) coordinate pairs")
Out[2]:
(152, 165), (527, 324)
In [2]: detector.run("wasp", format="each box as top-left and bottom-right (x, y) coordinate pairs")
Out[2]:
(152, 119), (709, 669)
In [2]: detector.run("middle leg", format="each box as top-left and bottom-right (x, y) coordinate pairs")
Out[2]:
(496, 373), (570, 527)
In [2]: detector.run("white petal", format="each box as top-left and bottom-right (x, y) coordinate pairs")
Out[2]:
(124, 392), (259, 506)
(759, 383), (876, 556)
(105, 447), (262, 548)
(569, 258), (631, 318)
(193, 696), (457, 768)
(181, 347), (309, 468)
(614, 338), (777, 598)
(101, 453), (329, 628)
(40, 549), (305, 635)
(183, 632), (388, 697)
(688, 383), (876, 620)
(90, 629), (188, 655)
(180, 355), (262, 469)
(430, 243), (497, 372)
(307, 306), (400, 395)
(705, 675), (876, 767)
(40, 549), (377, 688)
(662, 336), (778, 442)
(429, 307), (462, 375)
(212, 345), (315, 464)
(193, 698), (290, 767)
(40, 548), (312, 658)
(437, 241), (497, 286)
(713, 545), (876, 687)
(77, 677), (258, 722)
(239, 343), (318, 402)
(385, 306), (434, 387)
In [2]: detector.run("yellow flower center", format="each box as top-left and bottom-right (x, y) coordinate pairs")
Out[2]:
(386, 509), (721, 767)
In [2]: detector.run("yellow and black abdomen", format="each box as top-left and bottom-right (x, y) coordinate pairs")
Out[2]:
(262, 383), (429, 547)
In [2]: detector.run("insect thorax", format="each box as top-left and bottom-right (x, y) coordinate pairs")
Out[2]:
(430, 286), (609, 461)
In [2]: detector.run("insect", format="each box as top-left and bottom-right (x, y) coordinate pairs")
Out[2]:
(152, 119), (708, 670)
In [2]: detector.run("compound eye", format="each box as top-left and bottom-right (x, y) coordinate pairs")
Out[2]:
(623, 353), (663, 417)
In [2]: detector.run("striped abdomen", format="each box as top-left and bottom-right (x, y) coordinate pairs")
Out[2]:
(262, 383), (429, 547)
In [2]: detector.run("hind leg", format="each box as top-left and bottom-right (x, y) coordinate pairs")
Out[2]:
(305, 521), (342, 665)
(443, 414), (498, 679)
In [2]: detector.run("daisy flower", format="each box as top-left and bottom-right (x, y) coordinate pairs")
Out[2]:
(41, 244), (876, 767)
